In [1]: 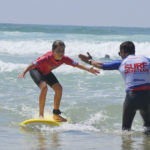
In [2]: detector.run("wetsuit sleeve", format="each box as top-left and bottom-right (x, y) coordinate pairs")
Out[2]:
(102, 60), (122, 70)
(146, 57), (150, 62)
(63, 56), (78, 67)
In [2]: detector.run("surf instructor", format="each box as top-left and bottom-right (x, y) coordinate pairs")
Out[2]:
(79, 41), (150, 132)
(18, 40), (99, 122)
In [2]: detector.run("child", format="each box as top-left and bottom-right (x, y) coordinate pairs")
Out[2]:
(18, 40), (99, 122)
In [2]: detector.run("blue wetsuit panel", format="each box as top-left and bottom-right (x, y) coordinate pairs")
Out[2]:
(102, 60), (122, 70)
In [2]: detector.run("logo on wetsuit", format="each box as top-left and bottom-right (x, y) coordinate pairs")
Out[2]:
(124, 62), (149, 74)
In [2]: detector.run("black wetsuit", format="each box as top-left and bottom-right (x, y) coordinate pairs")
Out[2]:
(123, 90), (150, 130)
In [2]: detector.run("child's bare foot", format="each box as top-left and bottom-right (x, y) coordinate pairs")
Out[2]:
(53, 114), (67, 122)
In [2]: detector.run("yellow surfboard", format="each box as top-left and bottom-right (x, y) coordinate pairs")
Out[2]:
(20, 114), (68, 127)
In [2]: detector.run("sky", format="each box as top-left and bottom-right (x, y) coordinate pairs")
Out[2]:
(0, 0), (150, 28)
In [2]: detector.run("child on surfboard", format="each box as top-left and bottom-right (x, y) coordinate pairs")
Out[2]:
(18, 40), (99, 122)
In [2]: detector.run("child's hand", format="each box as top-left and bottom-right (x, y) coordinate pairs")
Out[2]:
(18, 72), (26, 79)
(88, 67), (100, 75)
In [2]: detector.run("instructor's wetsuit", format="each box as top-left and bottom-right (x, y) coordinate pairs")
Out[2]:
(102, 55), (150, 130)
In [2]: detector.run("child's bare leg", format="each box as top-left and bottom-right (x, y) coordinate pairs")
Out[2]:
(51, 83), (67, 122)
(52, 83), (62, 109)
(38, 82), (48, 118)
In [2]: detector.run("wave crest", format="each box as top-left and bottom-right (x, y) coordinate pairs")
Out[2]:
(0, 40), (150, 58)
(0, 60), (27, 72)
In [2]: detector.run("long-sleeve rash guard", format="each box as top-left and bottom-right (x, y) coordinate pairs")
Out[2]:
(102, 55), (150, 92)
(33, 51), (78, 75)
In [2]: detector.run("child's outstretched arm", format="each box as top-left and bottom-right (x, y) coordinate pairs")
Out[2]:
(18, 64), (35, 78)
(76, 63), (100, 75)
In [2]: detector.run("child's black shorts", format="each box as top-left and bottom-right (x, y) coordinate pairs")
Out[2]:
(29, 69), (59, 87)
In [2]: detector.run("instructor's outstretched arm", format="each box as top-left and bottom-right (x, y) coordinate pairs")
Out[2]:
(78, 52), (103, 69)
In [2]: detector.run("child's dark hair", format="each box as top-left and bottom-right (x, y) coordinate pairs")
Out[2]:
(52, 40), (65, 50)
(120, 41), (135, 54)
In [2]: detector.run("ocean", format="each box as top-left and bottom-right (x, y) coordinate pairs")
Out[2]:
(0, 23), (150, 150)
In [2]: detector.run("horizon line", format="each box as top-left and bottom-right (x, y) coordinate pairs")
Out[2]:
(0, 22), (150, 29)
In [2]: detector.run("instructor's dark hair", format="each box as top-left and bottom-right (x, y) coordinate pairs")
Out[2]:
(52, 40), (65, 50)
(120, 41), (135, 54)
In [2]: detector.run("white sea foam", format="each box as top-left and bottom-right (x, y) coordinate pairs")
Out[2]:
(66, 41), (150, 58)
(0, 40), (50, 55)
(0, 60), (27, 72)
(35, 111), (110, 133)
(38, 122), (99, 133)
(0, 40), (150, 58)
(85, 111), (109, 126)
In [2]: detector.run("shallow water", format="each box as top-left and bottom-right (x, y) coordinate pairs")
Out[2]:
(0, 23), (150, 150)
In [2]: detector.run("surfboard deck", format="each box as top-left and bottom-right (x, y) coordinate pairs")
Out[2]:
(20, 114), (68, 127)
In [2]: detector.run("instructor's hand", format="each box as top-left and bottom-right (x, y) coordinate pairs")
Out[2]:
(78, 52), (93, 63)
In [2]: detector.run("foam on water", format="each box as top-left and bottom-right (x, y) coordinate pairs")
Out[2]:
(19, 110), (143, 136)
(66, 41), (150, 58)
(0, 60), (27, 72)
(0, 40), (50, 55)
(39, 123), (99, 133)
(85, 111), (109, 125)
(0, 40), (150, 58)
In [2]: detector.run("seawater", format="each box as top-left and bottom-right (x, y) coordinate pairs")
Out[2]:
(0, 23), (150, 150)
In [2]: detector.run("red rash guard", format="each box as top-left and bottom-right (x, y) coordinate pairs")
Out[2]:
(32, 51), (78, 75)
